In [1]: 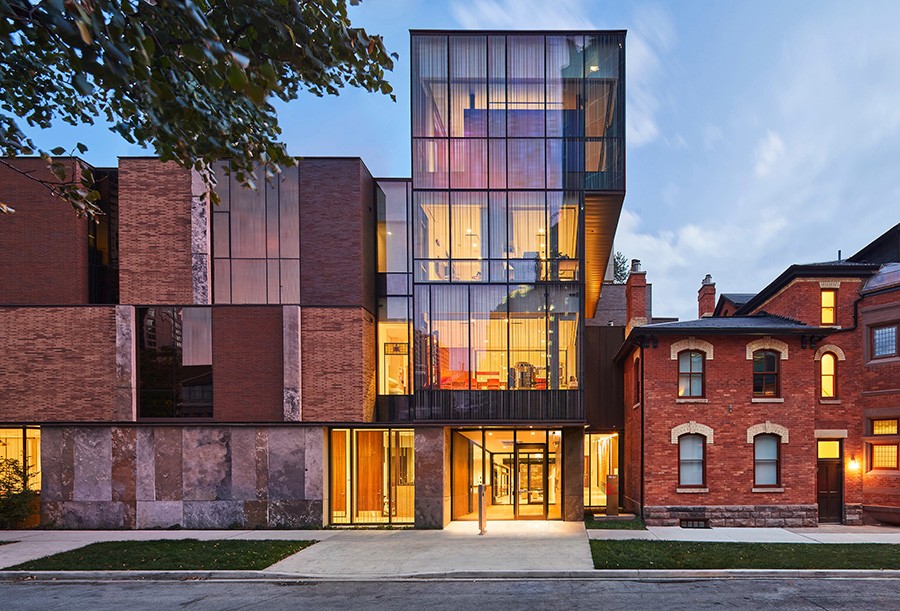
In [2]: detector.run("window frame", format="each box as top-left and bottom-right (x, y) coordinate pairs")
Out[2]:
(676, 349), (706, 398)
(870, 444), (899, 470)
(872, 418), (899, 436)
(633, 357), (641, 405)
(753, 433), (781, 487)
(871, 324), (899, 360)
(677, 433), (706, 488)
(820, 289), (837, 326)
(820, 351), (838, 399)
(752, 349), (781, 398)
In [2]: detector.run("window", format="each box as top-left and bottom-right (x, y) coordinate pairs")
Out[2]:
(820, 352), (837, 398)
(677, 350), (705, 397)
(872, 445), (898, 469)
(678, 434), (705, 487)
(872, 325), (898, 359)
(817, 440), (840, 459)
(633, 358), (641, 403)
(873, 419), (899, 435)
(754, 434), (780, 486)
(821, 289), (836, 325)
(752, 350), (780, 397)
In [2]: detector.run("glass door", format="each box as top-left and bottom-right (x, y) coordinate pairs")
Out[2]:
(515, 443), (547, 519)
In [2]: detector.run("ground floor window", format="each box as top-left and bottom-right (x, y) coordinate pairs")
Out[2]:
(450, 429), (562, 521)
(583, 432), (619, 508)
(0, 427), (40, 490)
(329, 428), (415, 525)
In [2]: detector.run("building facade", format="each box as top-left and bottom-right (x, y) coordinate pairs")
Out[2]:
(619, 224), (900, 527)
(0, 30), (628, 529)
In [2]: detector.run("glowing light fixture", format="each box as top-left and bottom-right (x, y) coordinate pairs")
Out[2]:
(848, 456), (860, 471)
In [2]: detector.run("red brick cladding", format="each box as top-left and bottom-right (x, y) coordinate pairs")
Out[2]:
(747, 278), (863, 328)
(638, 334), (819, 508)
(301, 307), (375, 422)
(0, 307), (119, 421)
(212, 307), (283, 421)
(0, 158), (89, 304)
(118, 158), (194, 304)
(623, 350), (642, 513)
(298, 159), (377, 313)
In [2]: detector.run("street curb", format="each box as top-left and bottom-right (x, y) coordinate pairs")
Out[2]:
(1, 569), (899, 582)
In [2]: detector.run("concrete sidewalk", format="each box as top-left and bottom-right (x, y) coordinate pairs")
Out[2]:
(588, 524), (900, 543)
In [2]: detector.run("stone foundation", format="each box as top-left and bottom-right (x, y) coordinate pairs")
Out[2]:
(41, 425), (325, 529)
(844, 503), (863, 525)
(644, 504), (819, 527)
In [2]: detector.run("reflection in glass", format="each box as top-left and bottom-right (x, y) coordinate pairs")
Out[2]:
(378, 297), (411, 395)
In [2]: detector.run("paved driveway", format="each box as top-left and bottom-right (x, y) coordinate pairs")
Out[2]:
(265, 520), (593, 577)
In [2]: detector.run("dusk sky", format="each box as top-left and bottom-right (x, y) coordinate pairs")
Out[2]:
(25, 0), (900, 321)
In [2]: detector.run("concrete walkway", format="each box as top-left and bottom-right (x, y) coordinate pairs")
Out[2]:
(588, 524), (900, 544)
(266, 520), (593, 577)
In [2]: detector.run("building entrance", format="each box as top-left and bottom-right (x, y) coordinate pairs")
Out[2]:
(451, 429), (561, 521)
(817, 440), (844, 523)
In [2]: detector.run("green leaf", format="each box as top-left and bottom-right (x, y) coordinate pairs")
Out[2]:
(50, 146), (66, 156)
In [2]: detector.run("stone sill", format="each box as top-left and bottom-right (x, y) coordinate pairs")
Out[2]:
(676, 398), (708, 404)
(867, 469), (900, 476)
(819, 399), (842, 405)
(676, 487), (708, 494)
(867, 356), (900, 366)
(632, 403), (641, 410)
(752, 487), (784, 493)
(751, 398), (784, 403)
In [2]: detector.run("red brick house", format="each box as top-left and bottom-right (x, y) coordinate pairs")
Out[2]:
(618, 223), (900, 526)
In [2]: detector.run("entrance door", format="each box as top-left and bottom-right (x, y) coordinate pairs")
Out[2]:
(817, 440), (843, 523)
(515, 444), (547, 519)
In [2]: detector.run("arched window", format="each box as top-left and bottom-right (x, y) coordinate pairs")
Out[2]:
(754, 434), (780, 487)
(678, 434), (705, 487)
(752, 350), (780, 397)
(677, 350), (705, 397)
(820, 352), (837, 398)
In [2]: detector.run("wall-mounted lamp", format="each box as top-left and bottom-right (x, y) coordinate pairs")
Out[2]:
(848, 456), (860, 471)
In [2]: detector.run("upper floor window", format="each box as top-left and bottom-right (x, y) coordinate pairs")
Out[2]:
(820, 352), (837, 398)
(872, 445), (899, 470)
(873, 419), (899, 435)
(678, 434), (705, 487)
(633, 358), (641, 404)
(754, 434), (780, 487)
(677, 350), (705, 398)
(872, 325), (898, 359)
(752, 350), (780, 398)
(820, 289), (836, 325)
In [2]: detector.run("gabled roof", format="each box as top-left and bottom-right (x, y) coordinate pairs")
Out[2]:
(713, 292), (755, 316)
(849, 222), (900, 265)
(733, 261), (880, 316)
(861, 262), (900, 294)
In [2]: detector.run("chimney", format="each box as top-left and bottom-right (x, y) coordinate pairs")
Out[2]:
(698, 274), (716, 318)
(625, 259), (648, 335)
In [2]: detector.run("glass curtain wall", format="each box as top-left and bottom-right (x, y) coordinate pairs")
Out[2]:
(409, 32), (624, 421)
(330, 428), (415, 525)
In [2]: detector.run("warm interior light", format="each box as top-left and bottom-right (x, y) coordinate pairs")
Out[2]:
(589, 65), (600, 72)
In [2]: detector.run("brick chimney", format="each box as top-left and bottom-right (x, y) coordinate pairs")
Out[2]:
(626, 259), (648, 335)
(698, 274), (716, 318)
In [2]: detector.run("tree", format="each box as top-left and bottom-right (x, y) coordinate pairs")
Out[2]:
(0, 457), (37, 528)
(0, 0), (396, 216)
(613, 251), (629, 284)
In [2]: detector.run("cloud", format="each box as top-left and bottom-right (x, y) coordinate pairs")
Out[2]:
(451, 0), (595, 29)
(753, 130), (785, 178)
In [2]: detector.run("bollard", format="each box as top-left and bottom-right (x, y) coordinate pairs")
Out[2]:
(478, 483), (487, 535)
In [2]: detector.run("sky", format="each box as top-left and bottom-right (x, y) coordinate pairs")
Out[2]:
(23, 0), (900, 321)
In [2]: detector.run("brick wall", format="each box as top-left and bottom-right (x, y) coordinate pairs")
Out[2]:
(623, 350), (642, 513)
(748, 277), (864, 328)
(301, 307), (376, 422)
(212, 307), (284, 421)
(118, 158), (195, 304)
(0, 307), (124, 421)
(0, 158), (89, 304)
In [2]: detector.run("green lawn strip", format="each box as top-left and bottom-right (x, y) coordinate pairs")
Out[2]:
(584, 515), (647, 530)
(7, 539), (315, 571)
(591, 540), (900, 570)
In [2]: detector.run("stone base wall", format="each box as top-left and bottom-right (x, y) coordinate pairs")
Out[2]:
(40, 425), (325, 529)
(844, 503), (863, 525)
(644, 504), (819, 527)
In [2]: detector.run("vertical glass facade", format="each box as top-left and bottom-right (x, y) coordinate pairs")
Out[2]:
(402, 31), (625, 421)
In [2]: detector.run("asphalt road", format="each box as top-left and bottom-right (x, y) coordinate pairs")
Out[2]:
(1, 578), (897, 610)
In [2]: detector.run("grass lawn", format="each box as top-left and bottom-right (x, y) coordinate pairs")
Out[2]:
(591, 540), (900, 570)
(584, 515), (647, 530)
(7, 539), (315, 571)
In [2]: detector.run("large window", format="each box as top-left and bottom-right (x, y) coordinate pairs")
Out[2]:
(752, 350), (780, 398)
(754, 434), (780, 487)
(138, 307), (213, 418)
(820, 352), (837, 398)
(872, 445), (898, 469)
(821, 289), (836, 325)
(0, 427), (40, 491)
(872, 324), (898, 359)
(678, 434), (705, 487)
(677, 350), (705, 398)
(330, 428), (415, 525)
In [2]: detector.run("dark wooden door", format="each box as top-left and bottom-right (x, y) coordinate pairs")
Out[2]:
(817, 459), (843, 522)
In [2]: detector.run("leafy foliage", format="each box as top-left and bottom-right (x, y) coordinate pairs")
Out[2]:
(0, 0), (396, 216)
(613, 251), (629, 283)
(0, 457), (38, 529)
